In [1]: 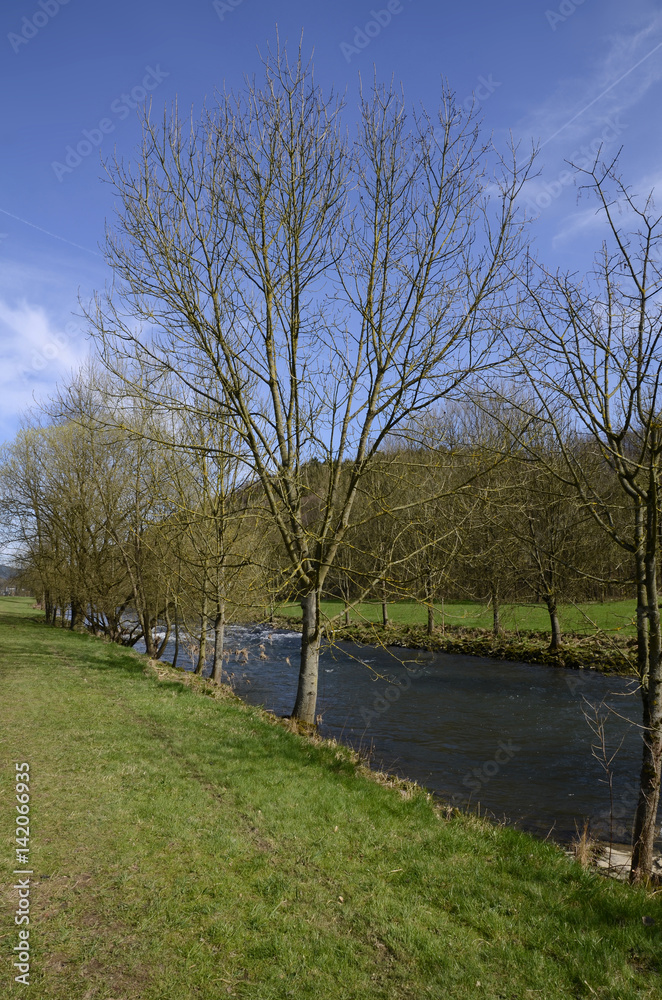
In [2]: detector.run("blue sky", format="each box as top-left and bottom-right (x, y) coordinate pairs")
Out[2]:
(2, 0), (662, 443)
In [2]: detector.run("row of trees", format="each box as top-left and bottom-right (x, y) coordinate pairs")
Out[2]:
(1, 42), (661, 881)
(0, 390), (265, 677)
(323, 417), (627, 635)
(1, 391), (628, 645)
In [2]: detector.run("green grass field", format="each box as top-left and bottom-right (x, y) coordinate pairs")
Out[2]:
(1, 596), (660, 999)
(278, 599), (639, 637)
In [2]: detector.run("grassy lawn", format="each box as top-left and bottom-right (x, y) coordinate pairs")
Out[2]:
(1, 595), (660, 999)
(278, 599), (639, 637)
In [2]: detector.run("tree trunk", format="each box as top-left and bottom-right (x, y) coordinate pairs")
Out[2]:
(426, 571), (434, 636)
(172, 616), (179, 669)
(631, 689), (662, 883)
(342, 576), (350, 626)
(292, 590), (321, 725)
(491, 583), (501, 636)
(44, 591), (54, 624)
(70, 598), (83, 631)
(635, 502), (649, 681)
(631, 488), (662, 884)
(544, 594), (562, 650)
(141, 611), (156, 658)
(381, 581), (389, 628)
(154, 625), (171, 660)
(211, 602), (225, 683)
(195, 588), (209, 675)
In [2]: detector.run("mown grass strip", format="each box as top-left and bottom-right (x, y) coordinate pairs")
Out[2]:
(1, 597), (660, 999)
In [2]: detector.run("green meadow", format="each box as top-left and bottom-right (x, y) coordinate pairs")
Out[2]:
(278, 599), (639, 637)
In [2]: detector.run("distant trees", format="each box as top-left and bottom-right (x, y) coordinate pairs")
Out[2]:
(2, 417), (135, 637)
(0, 370), (266, 664)
(1, 379), (630, 654)
(308, 405), (625, 645)
(0, 409), (176, 648)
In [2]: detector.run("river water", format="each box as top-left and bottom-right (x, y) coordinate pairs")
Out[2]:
(151, 625), (658, 846)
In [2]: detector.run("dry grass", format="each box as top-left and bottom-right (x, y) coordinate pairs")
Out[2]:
(572, 820), (600, 868)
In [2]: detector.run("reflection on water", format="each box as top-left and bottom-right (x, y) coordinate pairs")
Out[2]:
(147, 625), (658, 845)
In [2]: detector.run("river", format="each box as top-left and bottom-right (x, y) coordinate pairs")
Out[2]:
(148, 624), (658, 846)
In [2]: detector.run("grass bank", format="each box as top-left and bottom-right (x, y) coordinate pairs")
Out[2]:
(1, 597), (660, 998)
(276, 600), (639, 675)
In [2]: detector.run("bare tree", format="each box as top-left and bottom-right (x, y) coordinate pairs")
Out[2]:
(508, 458), (595, 649)
(506, 157), (662, 883)
(86, 41), (533, 724)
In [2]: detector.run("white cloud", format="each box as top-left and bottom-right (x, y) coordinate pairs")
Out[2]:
(523, 9), (662, 155)
(551, 202), (610, 248)
(0, 299), (89, 441)
(550, 166), (662, 247)
(508, 8), (662, 256)
(513, 9), (662, 256)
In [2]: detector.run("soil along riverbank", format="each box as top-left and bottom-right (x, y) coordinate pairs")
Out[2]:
(1, 597), (661, 998)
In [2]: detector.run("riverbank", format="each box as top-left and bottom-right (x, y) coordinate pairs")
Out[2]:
(1, 597), (660, 998)
(270, 616), (639, 676)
